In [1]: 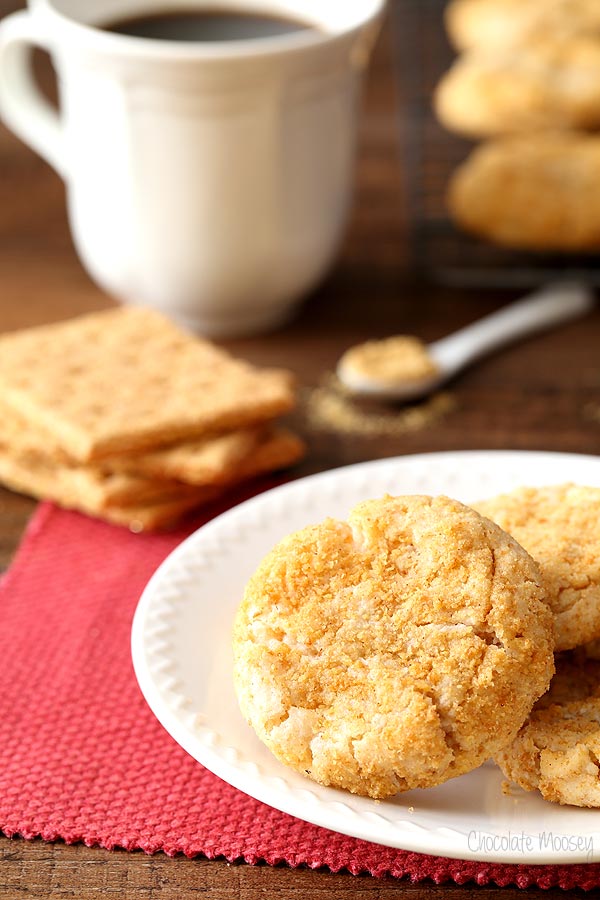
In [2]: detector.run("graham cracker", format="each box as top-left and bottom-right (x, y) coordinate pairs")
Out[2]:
(0, 402), (304, 489)
(0, 427), (305, 530)
(230, 428), (305, 483)
(1, 400), (67, 460)
(112, 426), (303, 486)
(0, 445), (212, 531)
(0, 308), (295, 462)
(0, 407), (200, 507)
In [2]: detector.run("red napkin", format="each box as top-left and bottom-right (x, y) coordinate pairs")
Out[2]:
(1, 499), (599, 890)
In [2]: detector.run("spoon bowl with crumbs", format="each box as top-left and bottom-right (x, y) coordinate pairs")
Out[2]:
(336, 282), (595, 402)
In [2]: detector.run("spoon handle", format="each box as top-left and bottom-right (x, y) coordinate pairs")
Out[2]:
(430, 282), (595, 376)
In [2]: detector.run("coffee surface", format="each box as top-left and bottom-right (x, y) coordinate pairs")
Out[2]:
(104, 8), (315, 41)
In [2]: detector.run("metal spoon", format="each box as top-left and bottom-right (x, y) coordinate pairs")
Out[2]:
(336, 281), (595, 402)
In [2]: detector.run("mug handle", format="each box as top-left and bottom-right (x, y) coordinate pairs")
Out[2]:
(0, 10), (65, 177)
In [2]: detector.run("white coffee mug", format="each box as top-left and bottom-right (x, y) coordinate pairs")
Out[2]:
(0, 0), (385, 337)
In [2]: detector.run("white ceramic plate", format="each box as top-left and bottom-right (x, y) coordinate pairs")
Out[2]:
(131, 450), (600, 865)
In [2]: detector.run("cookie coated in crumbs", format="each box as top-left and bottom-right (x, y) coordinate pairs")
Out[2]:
(232, 494), (554, 799)
(476, 484), (600, 651)
(447, 134), (600, 252)
(435, 37), (600, 139)
(496, 649), (600, 807)
(445, 0), (600, 52)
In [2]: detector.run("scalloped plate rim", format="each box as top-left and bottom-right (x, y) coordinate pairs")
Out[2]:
(131, 450), (600, 865)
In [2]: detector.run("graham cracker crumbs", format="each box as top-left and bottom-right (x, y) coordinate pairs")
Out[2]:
(501, 780), (514, 797)
(304, 374), (455, 437)
(339, 336), (439, 386)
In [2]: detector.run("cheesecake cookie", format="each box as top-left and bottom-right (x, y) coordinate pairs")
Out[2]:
(476, 484), (600, 651)
(445, 0), (600, 52)
(233, 494), (554, 798)
(435, 37), (600, 138)
(448, 134), (600, 251)
(496, 650), (600, 806)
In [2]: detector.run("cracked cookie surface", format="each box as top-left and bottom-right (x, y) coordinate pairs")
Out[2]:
(476, 484), (600, 651)
(496, 650), (600, 806)
(232, 494), (554, 798)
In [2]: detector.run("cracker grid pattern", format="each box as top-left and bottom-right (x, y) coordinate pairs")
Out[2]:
(0, 308), (295, 461)
(0, 308), (304, 529)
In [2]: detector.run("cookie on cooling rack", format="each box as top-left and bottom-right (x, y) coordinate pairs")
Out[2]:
(476, 484), (600, 651)
(233, 494), (554, 799)
(447, 133), (600, 251)
(435, 37), (600, 138)
(445, 0), (600, 51)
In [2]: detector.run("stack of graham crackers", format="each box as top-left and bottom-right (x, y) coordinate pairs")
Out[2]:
(0, 307), (305, 531)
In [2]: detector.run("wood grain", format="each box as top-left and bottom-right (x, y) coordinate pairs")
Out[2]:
(0, 839), (586, 900)
(1, 0), (600, 895)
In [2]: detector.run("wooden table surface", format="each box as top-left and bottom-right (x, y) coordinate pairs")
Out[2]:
(2, 2), (600, 897)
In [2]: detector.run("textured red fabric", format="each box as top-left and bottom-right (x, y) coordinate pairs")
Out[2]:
(1, 500), (600, 890)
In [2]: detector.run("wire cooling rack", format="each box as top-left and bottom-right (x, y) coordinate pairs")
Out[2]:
(391, 0), (600, 286)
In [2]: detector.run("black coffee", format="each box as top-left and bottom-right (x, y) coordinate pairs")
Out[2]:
(104, 8), (316, 42)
